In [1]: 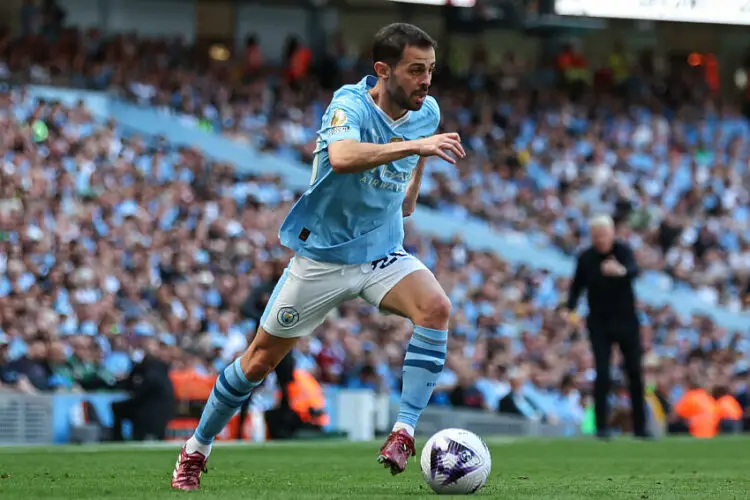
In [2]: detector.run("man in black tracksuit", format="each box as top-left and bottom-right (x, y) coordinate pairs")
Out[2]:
(566, 215), (647, 439)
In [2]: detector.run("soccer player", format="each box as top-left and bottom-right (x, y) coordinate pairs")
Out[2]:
(171, 22), (464, 490)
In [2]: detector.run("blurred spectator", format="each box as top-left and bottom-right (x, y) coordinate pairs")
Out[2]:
(111, 340), (175, 441)
(2, 337), (53, 393)
(447, 354), (484, 409)
(284, 36), (312, 86)
(243, 35), (264, 79)
(554, 374), (585, 435)
(475, 363), (509, 411)
(499, 367), (545, 421)
(20, 0), (41, 38)
(40, 0), (66, 40)
(0, 334), (30, 392)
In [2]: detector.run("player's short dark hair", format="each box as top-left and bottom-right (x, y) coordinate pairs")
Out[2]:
(372, 23), (437, 67)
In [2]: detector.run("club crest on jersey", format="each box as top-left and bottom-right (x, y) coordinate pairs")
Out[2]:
(330, 109), (347, 127)
(277, 307), (300, 328)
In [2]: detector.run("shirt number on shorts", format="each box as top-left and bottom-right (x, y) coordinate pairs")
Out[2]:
(371, 251), (407, 271)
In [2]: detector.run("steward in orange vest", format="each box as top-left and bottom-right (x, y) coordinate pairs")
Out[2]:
(265, 353), (329, 439)
(286, 369), (329, 428)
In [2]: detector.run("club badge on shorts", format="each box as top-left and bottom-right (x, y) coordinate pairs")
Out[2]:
(277, 307), (300, 327)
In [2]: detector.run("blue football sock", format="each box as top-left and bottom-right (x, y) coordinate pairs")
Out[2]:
(193, 358), (261, 445)
(397, 325), (448, 429)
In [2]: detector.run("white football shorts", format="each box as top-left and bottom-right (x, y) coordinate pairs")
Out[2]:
(260, 250), (429, 338)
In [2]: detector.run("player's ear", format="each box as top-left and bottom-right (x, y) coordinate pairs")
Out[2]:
(373, 61), (390, 80)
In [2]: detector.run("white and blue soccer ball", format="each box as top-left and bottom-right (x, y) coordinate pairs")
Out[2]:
(420, 428), (492, 495)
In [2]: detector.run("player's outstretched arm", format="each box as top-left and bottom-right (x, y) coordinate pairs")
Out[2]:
(402, 157), (426, 217)
(328, 133), (465, 174)
(329, 139), (420, 174)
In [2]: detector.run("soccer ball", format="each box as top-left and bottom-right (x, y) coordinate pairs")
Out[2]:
(420, 428), (491, 495)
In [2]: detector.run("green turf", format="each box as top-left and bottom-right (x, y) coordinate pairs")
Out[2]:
(0, 437), (748, 499)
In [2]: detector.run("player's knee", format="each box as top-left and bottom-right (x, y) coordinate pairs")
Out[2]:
(412, 291), (451, 329)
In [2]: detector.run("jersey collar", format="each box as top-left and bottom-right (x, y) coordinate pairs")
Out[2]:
(362, 75), (411, 129)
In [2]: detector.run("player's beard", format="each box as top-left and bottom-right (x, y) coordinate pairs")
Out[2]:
(388, 80), (424, 112)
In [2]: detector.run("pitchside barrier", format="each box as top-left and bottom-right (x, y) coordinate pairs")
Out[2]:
(0, 389), (568, 445)
(402, 404), (571, 439)
(0, 392), (54, 445)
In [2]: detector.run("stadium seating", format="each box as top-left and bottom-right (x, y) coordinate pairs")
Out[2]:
(1, 29), (748, 437)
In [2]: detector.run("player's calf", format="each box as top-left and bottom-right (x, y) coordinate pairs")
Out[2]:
(172, 356), (257, 491)
(238, 329), (299, 381)
(186, 330), (296, 453)
(173, 329), (297, 490)
(376, 270), (450, 473)
(191, 356), (261, 449)
(378, 321), (447, 474)
(395, 323), (448, 437)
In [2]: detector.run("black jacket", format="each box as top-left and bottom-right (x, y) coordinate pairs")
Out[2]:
(567, 240), (639, 326)
(119, 354), (176, 422)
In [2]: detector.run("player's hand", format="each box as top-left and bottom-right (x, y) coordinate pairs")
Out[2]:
(414, 133), (466, 164)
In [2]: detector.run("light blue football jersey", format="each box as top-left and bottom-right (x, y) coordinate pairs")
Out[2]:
(279, 75), (440, 264)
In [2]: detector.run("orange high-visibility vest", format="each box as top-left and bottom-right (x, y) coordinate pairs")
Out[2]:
(287, 47), (312, 81)
(675, 388), (719, 438)
(715, 395), (743, 421)
(169, 369), (216, 401)
(283, 369), (329, 427)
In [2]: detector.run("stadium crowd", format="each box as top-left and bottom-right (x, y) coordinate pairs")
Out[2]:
(4, 25), (750, 312)
(0, 24), (749, 437)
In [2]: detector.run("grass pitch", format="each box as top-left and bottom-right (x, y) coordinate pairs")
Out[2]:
(0, 437), (747, 499)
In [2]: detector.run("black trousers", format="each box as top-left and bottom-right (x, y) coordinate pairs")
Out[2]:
(265, 406), (323, 440)
(111, 400), (167, 441)
(588, 320), (647, 436)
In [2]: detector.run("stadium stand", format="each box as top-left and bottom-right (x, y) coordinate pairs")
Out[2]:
(0, 23), (749, 439)
(6, 26), (745, 316)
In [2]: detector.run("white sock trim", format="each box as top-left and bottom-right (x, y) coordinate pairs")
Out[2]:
(186, 435), (212, 457)
(392, 422), (415, 437)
